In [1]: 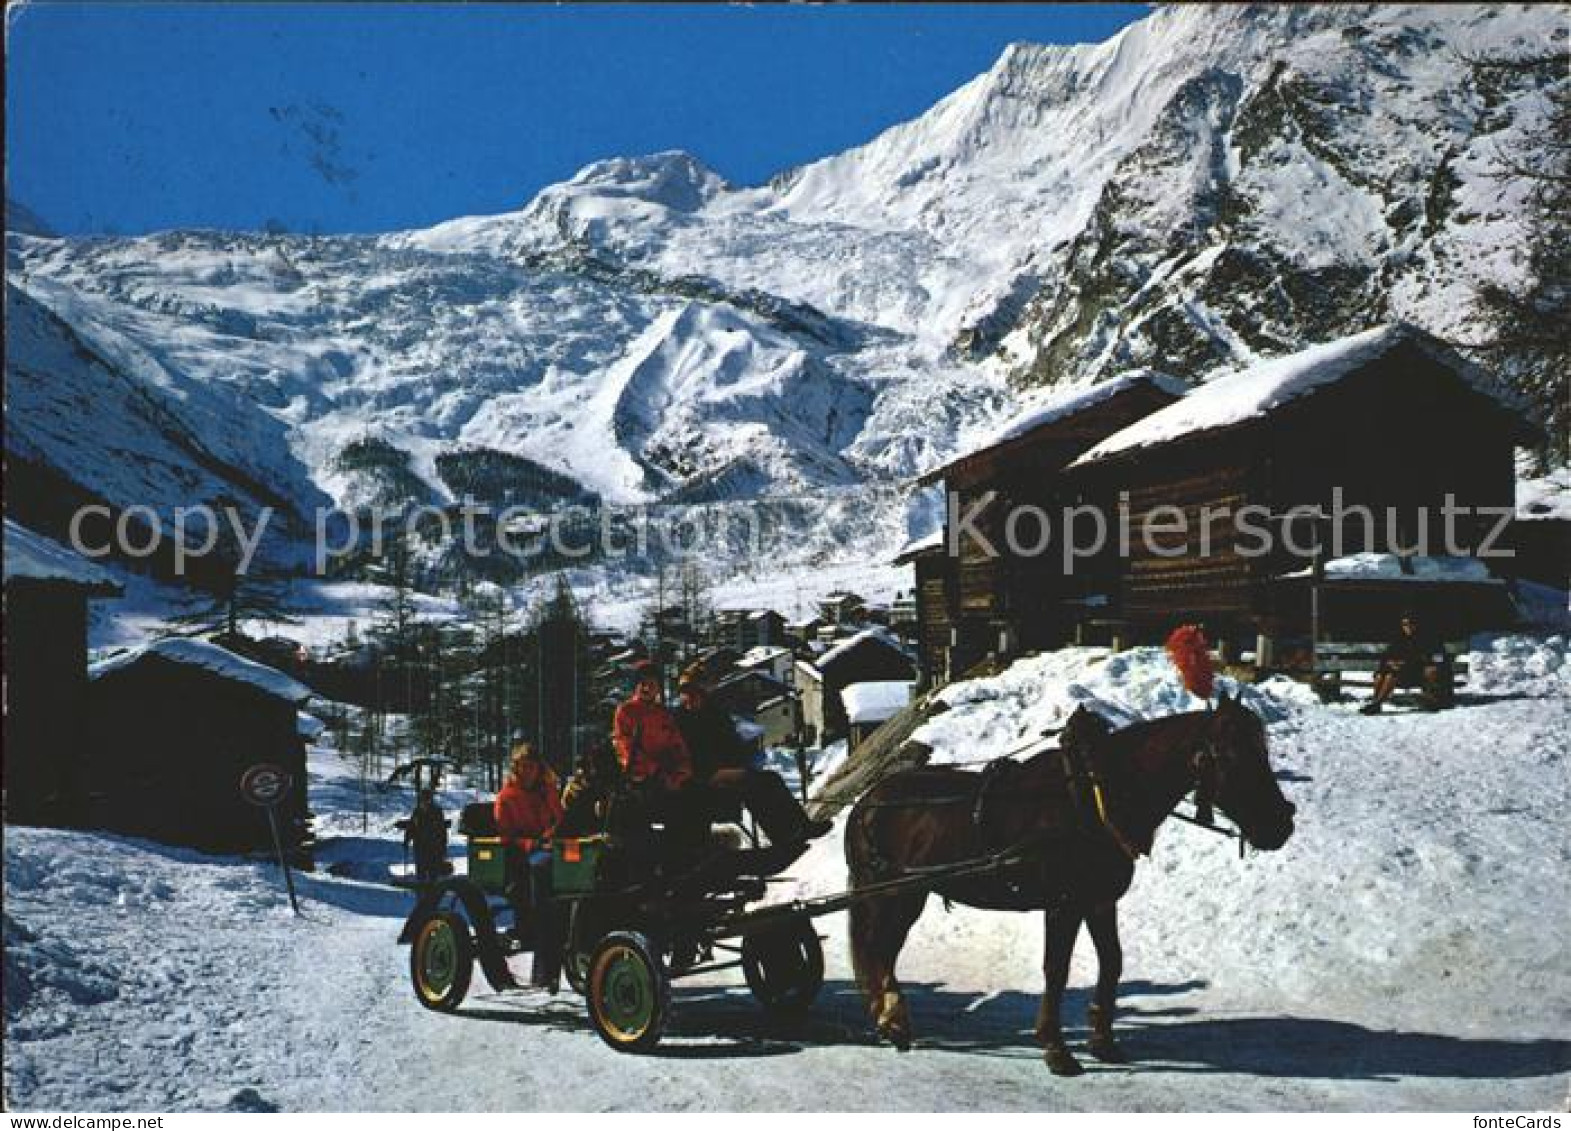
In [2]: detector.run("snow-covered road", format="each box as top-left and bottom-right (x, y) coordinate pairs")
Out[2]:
(6, 642), (1569, 1111)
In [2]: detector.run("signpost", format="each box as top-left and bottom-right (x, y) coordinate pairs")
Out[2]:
(240, 763), (301, 916)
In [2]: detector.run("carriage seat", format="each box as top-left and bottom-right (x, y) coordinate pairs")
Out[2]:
(459, 801), (498, 838)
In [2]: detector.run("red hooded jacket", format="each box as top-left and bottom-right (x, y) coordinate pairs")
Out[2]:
(612, 694), (692, 789)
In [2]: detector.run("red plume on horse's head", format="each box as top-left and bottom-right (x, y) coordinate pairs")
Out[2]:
(1165, 624), (1215, 703)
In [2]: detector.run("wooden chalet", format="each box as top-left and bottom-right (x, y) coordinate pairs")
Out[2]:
(1066, 324), (1539, 654)
(3, 520), (122, 826)
(910, 371), (1184, 683)
(86, 638), (314, 859)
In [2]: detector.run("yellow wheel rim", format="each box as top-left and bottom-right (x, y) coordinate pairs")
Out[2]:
(591, 943), (655, 1043)
(415, 918), (458, 1005)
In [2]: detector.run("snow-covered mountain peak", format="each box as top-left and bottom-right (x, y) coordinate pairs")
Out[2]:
(6, 4), (1561, 583)
(559, 150), (731, 211)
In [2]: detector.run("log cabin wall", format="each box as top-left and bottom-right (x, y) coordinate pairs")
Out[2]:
(933, 381), (1185, 670)
(1069, 341), (1530, 644)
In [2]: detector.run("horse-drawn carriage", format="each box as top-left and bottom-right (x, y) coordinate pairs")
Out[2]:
(398, 780), (1041, 1052)
(399, 635), (1298, 1069)
(399, 784), (841, 1052)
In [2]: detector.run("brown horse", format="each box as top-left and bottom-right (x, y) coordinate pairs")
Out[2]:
(846, 690), (1296, 1075)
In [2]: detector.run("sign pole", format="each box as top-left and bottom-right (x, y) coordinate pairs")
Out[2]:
(240, 763), (302, 917)
(265, 804), (302, 916)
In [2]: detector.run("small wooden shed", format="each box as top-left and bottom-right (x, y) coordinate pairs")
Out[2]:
(86, 638), (314, 859)
(796, 629), (916, 745)
(3, 520), (122, 826)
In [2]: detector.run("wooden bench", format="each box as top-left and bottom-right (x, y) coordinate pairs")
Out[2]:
(1311, 641), (1470, 706)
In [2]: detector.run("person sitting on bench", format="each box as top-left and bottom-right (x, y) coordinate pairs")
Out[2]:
(1362, 613), (1454, 715)
(674, 665), (832, 847)
(494, 741), (564, 990)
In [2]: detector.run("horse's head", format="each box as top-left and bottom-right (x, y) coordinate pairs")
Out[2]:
(1195, 691), (1296, 851)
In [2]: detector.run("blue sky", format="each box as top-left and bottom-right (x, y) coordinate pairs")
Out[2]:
(7, 3), (1146, 236)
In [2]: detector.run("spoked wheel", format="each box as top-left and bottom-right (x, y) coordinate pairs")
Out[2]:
(410, 909), (474, 1012)
(586, 931), (670, 1053)
(742, 920), (824, 1017)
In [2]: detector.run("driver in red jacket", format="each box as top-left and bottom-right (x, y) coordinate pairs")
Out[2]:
(612, 660), (693, 792)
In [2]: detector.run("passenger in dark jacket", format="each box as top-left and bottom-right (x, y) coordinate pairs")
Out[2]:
(1363, 614), (1453, 714)
(404, 789), (450, 884)
(674, 668), (831, 846)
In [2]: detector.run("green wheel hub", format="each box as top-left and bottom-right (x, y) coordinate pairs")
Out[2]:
(597, 945), (655, 1039)
(417, 919), (457, 1000)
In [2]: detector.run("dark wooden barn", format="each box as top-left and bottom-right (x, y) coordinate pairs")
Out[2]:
(911, 371), (1184, 682)
(85, 638), (314, 859)
(1065, 324), (1539, 654)
(3, 520), (122, 826)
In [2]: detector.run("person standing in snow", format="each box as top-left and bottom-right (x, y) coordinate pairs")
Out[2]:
(494, 742), (564, 990)
(1362, 612), (1454, 714)
(404, 788), (450, 884)
(673, 665), (831, 846)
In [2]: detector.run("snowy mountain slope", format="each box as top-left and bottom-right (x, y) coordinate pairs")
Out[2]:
(4, 283), (327, 566)
(5, 4), (1562, 583)
(5, 637), (1566, 1111)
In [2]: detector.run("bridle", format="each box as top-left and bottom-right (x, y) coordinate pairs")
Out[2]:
(1180, 733), (1248, 858)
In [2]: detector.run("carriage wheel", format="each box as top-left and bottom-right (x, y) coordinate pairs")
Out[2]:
(410, 910), (473, 1012)
(587, 932), (670, 1053)
(562, 903), (598, 995)
(742, 920), (824, 1017)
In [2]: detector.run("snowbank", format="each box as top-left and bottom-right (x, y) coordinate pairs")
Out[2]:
(1465, 633), (1570, 699)
(911, 646), (1301, 764)
(1279, 553), (1500, 583)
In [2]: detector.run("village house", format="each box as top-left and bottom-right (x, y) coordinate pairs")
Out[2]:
(3, 520), (122, 826)
(85, 637), (315, 859)
(795, 628), (916, 745)
(713, 608), (788, 653)
(817, 591), (866, 627)
(734, 644), (794, 685)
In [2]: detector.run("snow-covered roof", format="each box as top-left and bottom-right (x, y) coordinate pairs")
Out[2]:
(841, 680), (913, 725)
(984, 370), (1186, 449)
(1279, 553), (1502, 584)
(815, 627), (908, 672)
(3, 519), (120, 593)
(894, 529), (944, 562)
(297, 711), (327, 739)
(1075, 325), (1523, 466)
(926, 371), (1184, 483)
(738, 645), (791, 667)
(90, 638), (314, 703)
